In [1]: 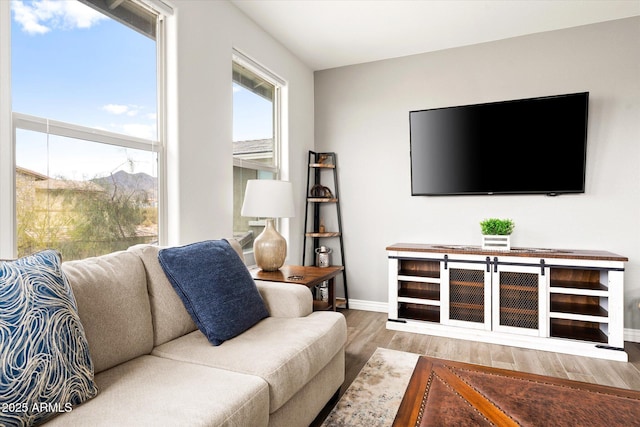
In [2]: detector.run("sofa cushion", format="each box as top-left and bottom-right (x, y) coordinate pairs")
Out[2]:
(158, 240), (269, 346)
(127, 244), (197, 346)
(42, 355), (269, 427)
(62, 251), (153, 373)
(152, 311), (347, 412)
(0, 251), (98, 426)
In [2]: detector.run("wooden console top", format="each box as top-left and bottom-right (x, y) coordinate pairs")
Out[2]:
(386, 243), (628, 262)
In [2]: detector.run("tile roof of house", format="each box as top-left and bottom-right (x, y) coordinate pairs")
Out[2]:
(233, 138), (273, 156)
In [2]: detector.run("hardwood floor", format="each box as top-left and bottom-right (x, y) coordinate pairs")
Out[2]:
(312, 308), (640, 426)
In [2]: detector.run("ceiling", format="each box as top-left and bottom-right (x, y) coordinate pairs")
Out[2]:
(230, 0), (640, 71)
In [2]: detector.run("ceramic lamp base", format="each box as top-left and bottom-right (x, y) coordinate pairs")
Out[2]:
(254, 218), (287, 271)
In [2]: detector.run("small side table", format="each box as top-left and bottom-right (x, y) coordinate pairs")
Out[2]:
(249, 265), (344, 311)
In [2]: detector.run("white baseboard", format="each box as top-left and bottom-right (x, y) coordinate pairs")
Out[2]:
(344, 298), (388, 313)
(625, 328), (640, 343)
(344, 299), (640, 343)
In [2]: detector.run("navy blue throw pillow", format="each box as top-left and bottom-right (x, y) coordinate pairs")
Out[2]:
(158, 240), (269, 346)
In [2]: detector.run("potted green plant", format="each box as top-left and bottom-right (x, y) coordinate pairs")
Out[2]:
(480, 218), (514, 250)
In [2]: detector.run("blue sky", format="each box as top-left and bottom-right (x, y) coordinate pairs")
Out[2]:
(12, 0), (157, 139)
(12, 0), (158, 179)
(233, 83), (273, 142)
(11, 0), (272, 180)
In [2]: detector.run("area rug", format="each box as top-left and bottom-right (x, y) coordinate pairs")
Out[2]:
(323, 348), (640, 427)
(322, 348), (419, 426)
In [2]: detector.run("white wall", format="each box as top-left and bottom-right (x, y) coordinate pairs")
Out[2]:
(314, 18), (640, 329)
(165, 0), (314, 264)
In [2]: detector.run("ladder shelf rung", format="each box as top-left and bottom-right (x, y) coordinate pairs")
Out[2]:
(308, 198), (338, 203)
(306, 232), (341, 238)
(309, 163), (335, 168)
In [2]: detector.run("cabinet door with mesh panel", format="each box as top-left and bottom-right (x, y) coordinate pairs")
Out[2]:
(492, 264), (547, 336)
(442, 262), (492, 330)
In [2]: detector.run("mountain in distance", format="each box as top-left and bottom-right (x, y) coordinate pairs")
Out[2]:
(92, 170), (157, 202)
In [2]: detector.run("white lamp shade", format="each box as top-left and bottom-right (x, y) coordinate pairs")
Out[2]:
(241, 180), (295, 218)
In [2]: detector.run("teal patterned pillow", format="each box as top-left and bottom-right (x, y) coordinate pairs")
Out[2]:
(0, 250), (98, 426)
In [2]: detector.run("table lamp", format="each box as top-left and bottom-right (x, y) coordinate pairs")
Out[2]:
(241, 180), (295, 271)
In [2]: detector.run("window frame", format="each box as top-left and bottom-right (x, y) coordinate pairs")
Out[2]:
(13, 113), (160, 153)
(0, 2), (12, 258)
(232, 50), (286, 255)
(232, 50), (283, 176)
(0, 0), (169, 259)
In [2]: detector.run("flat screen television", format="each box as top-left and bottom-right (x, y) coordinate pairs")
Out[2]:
(409, 92), (589, 196)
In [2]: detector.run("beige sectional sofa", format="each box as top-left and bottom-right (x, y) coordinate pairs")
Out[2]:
(44, 241), (347, 426)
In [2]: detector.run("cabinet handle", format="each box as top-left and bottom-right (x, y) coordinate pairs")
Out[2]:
(540, 259), (545, 276)
(493, 257), (499, 273)
(485, 257), (491, 272)
(444, 254), (448, 270)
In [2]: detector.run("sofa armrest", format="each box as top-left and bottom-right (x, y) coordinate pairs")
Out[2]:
(255, 280), (313, 318)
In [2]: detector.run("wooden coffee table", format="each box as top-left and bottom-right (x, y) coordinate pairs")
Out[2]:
(393, 355), (640, 426)
(249, 265), (344, 311)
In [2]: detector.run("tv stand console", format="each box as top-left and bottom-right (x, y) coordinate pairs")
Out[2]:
(387, 243), (628, 361)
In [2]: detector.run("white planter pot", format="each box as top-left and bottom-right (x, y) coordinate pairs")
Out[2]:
(482, 235), (511, 251)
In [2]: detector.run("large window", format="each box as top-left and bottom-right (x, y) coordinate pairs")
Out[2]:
(232, 53), (283, 251)
(7, 0), (165, 260)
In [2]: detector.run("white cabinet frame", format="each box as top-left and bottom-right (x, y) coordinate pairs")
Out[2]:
(387, 244), (628, 362)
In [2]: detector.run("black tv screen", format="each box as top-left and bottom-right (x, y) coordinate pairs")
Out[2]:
(409, 92), (589, 196)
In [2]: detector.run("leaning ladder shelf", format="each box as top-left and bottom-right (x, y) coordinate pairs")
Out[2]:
(302, 151), (349, 309)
